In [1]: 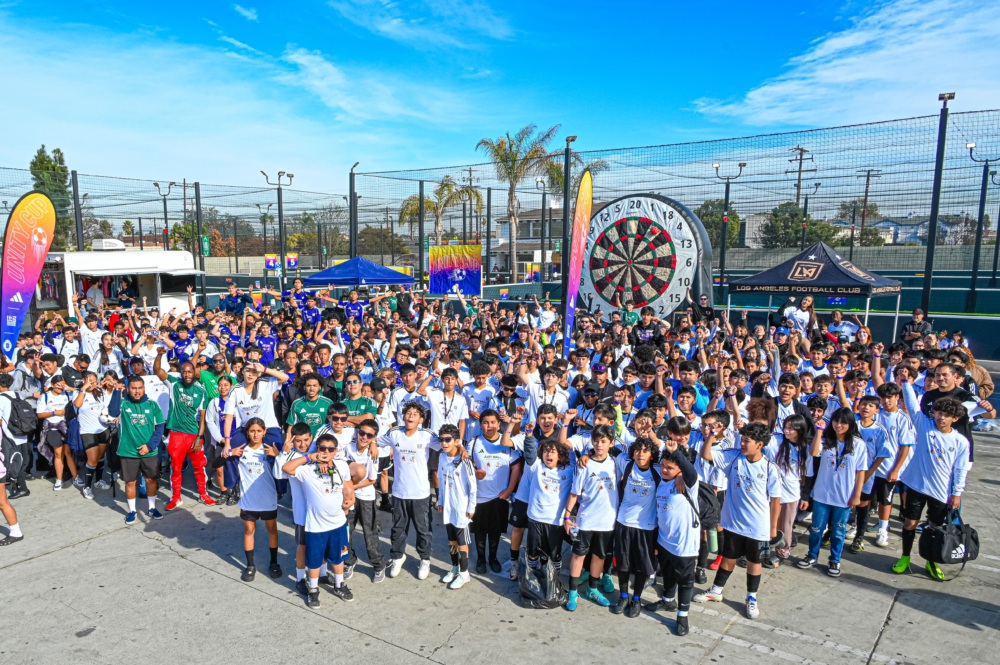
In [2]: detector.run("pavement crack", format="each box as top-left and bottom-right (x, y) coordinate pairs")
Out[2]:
(430, 584), (513, 657)
(867, 588), (900, 665)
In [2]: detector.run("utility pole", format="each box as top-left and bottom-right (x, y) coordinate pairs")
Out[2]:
(786, 146), (816, 206)
(857, 169), (882, 237)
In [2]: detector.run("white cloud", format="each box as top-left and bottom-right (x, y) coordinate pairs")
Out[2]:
(233, 4), (258, 22)
(218, 35), (264, 55)
(328, 0), (512, 48)
(695, 0), (1000, 126)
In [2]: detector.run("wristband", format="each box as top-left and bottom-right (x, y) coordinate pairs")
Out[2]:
(305, 454), (312, 464)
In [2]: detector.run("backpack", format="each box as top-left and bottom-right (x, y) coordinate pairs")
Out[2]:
(617, 460), (661, 505)
(1, 392), (39, 437)
(1, 433), (24, 480)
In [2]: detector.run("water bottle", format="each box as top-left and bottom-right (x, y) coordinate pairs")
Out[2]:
(569, 523), (580, 540)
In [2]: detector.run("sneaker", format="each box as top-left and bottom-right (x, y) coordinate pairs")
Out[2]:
(165, 498), (183, 511)
(915, 521), (929, 534)
(644, 598), (678, 612)
(344, 563), (355, 580)
(448, 571), (470, 590)
(875, 530), (890, 548)
(828, 561), (841, 577)
(489, 559), (503, 574)
(695, 567), (707, 585)
(708, 554), (723, 571)
(148, 508), (163, 520)
(199, 495), (216, 506)
(821, 535), (831, 548)
(926, 560), (945, 581)
(745, 596), (760, 619)
(579, 571), (591, 584)
(565, 590), (579, 612)
(53, 481), (63, 491)
(378, 497), (392, 512)
(373, 568), (386, 583)
(600, 573), (615, 594)
(676, 615), (690, 636)
(582, 586), (611, 607)
(82, 486), (94, 500)
(331, 583), (355, 602)
(509, 559), (519, 581)
(417, 559), (431, 580)
(693, 588), (724, 603)
(296, 578), (309, 596)
(269, 563), (282, 579)
(442, 567), (458, 585)
(846, 525), (857, 540)
(72, 477), (86, 488)
(124, 511), (137, 526)
(388, 555), (406, 578)
(796, 556), (817, 569)
(306, 589), (320, 608)
(625, 599), (641, 618)
(475, 559), (488, 574)
(612, 596), (629, 614)
(94, 480), (111, 490)
(849, 538), (864, 554)
(241, 566), (257, 582)
(226, 492), (238, 506)
(891, 556), (911, 574)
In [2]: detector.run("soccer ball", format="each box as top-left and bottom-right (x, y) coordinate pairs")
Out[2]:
(449, 268), (467, 284)
(99, 408), (117, 426)
(31, 227), (48, 259)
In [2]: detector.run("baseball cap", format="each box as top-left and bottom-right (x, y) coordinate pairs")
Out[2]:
(776, 326), (790, 335)
(582, 381), (600, 395)
(913, 308), (925, 315)
(370, 377), (388, 393)
(592, 363), (608, 373)
(837, 335), (849, 343)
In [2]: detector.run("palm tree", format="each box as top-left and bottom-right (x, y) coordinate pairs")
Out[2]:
(398, 176), (486, 247)
(122, 219), (135, 246)
(544, 154), (610, 203)
(477, 124), (559, 282)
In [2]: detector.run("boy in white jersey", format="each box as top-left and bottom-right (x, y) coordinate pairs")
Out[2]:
(469, 409), (521, 574)
(436, 424), (478, 590)
(695, 422), (781, 620)
(612, 437), (661, 619)
(871, 383), (914, 547)
(343, 418), (386, 583)
(563, 425), (619, 612)
(274, 423), (318, 596)
(849, 396), (891, 554)
(523, 437), (574, 574)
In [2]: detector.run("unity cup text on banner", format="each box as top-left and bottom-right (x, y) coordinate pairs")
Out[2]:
(563, 170), (593, 356)
(1, 192), (56, 358)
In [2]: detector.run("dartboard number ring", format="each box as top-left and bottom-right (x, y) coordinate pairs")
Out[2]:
(580, 194), (700, 317)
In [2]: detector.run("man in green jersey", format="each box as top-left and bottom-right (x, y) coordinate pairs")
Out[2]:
(155, 351), (210, 511)
(110, 374), (166, 525)
(196, 353), (235, 399)
(341, 371), (378, 426)
(286, 372), (333, 439)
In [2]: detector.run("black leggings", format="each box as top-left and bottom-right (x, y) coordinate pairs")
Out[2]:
(658, 548), (697, 612)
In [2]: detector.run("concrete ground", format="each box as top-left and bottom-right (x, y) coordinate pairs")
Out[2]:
(2, 436), (1000, 665)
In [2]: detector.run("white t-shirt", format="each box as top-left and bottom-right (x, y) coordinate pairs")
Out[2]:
(142, 375), (171, 424)
(238, 445), (278, 512)
(518, 383), (569, 424)
(615, 460), (659, 531)
(72, 390), (112, 435)
(224, 377), (280, 430)
(288, 458), (351, 532)
(469, 435), (520, 503)
(763, 435), (805, 504)
(426, 389), (470, 433)
(136, 344), (169, 375)
(79, 326), (105, 360)
(94, 347), (125, 379)
(275, 449), (306, 525)
(376, 426), (440, 500)
(710, 450), (781, 541)
(0, 393), (29, 446)
(656, 477), (701, 557)
(386, 387), (428, 426)
(570, 456), (618, 531)
(438, 453), (478, 528)
(463, 383), (499, 440)
(524, 460), (574, 526)
(344, 442), (378, 501)
(811, 438), (868, 508)
(37, 391), (71, 424)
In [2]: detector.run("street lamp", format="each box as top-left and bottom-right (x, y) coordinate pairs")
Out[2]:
(535, 176), (549, 284)
(255, 203), (273, 256)
(153, 181), (176, 250)
(800, 182), (821, 250)
(560, 135), (577, 323)
(349, 162), (360, 258)
(712, 161), (746, 301)
(261, 171), (294, 290)
(967, 142), (998, 307)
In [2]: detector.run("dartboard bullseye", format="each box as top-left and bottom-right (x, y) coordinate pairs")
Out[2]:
(579, 194), (707, 318)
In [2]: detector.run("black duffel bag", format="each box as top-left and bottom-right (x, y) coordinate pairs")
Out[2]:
(918, 509), (979, 578)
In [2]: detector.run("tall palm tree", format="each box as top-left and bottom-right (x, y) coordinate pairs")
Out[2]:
(477, 124), (559, 282)
(544, 154), (610, 203)
(122, 219), (135, 246)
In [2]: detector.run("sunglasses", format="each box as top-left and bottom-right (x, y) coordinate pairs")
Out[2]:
(357, 431), (377, 439)
(331, 416), (348, 422)
(345, 379), (360, 385)
(439, 436), (454, 443)
(316, 446), (337, 453)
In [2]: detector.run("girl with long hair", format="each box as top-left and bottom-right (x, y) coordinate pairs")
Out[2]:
(765, 414), (810, 561)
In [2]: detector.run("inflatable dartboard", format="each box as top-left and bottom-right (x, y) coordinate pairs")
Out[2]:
(580, 193), (712, 317)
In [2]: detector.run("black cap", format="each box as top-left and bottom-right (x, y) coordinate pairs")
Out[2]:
(370, 377), (388, 392)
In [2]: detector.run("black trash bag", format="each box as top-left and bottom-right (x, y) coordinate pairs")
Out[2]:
(518, 554), (567, 610)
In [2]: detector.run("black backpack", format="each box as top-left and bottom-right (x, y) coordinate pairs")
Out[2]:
(1, 392), (39, 437)
(617, 460), (661, 505)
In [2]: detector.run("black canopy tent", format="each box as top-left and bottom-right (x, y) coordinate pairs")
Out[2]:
(727, 242), (903, 332)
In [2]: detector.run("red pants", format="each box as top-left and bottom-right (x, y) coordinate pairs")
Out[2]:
(168, 432), (207, 501)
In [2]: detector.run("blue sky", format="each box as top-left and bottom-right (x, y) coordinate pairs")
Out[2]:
(0, 0), (997, 191)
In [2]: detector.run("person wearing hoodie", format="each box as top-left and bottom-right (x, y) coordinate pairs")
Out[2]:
(109, 374), (166, 525)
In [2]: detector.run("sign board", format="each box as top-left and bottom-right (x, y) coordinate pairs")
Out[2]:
(264, 254), (279, 270)
(286, 253), (299, 269)
(201, 234), (210, 257)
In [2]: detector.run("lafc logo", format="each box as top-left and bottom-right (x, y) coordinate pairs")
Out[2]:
(788, 261), (824, 282)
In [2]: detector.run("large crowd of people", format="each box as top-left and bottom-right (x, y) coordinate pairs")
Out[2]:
(0, 281), (993, 633)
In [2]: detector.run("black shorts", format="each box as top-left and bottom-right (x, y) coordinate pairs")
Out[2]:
(45, 429), (66, 448)
(873, 477), (897, 505)
(81, 431), (111, 450)
(445, 523), (472, 546)
(902, 489), (949, 525)
(241, 509), (279, 521)
(527, 519), (565, 562)
(572, 529), (614, 558)
(657, 547), (697, 584)
(613, 522), (657, 576)
(715, 489), (726, 509)
(120, 456), (159, 483)
(295, 524), (306, 546)
(378, 456), (393, 473)
(472, 497), (509, 536)
(427, 449), (441, 472)
(508, 499), (529, 529)
(721, 530), (765, 564)
(860, 492), (873, 504)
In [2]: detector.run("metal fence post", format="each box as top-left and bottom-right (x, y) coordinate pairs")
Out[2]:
(418, 181), (425, 289)
(921, 93), (954, 313)
(138, 216), (144, 250)
(968, 160), (989, 311)
(194, 182), (207, 307)
(70, 170), (84, 250)
(485, 188), (492, 280)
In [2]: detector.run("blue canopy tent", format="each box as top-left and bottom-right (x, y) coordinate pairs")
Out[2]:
(301, 256), (414, 288)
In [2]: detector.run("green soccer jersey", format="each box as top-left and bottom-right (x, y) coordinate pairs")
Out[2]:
(166, 375), (208, 435)
(622, 310), (640, 327)
(342, 396), (377, 418)
(118, 398), (165, 458)
(199, 370), (235, 400)
(286, 396), (333, 436)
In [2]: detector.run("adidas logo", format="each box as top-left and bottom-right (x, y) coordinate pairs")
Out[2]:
(10, 292), (24, 303)
(951, 544), (965, 559)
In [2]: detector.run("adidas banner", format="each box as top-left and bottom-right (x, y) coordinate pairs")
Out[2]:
(1, 192), (56, 360)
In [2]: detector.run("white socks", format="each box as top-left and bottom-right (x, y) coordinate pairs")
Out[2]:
(8, 523), (22, 538)
(148, 497), (156, 511)
(127, 498), (136, 512)
(296, 568), (306, 582)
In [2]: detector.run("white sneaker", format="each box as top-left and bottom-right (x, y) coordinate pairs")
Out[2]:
(875, 530), (890, 548)
(417, 559), (431, 580)
(442, 567), (458, 584)
(746, 596), (760, 619)
(82, 486), (94, 500)
(94, 480), (111, 491)
(509, 559), (519, 581)
(387, 555), (406, 578)
(53, 481), (63, 491)
(693, 587), (724, 603)
(72, 477), (86, 488)
(845, 525), (857, 540)
(448, 571), (470, 590)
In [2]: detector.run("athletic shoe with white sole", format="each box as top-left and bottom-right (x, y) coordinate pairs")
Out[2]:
(875, 530), (890, 548)
(82, 487), (94, 500)
(746, 596), (760, 619)
(388, 555), (406, 578)
(331, 583), (355, 602)
(693, 587), (724, 603)
(72, 477), (86, 489)
(509, 559), (519, 581)
(448, 571), (470, 590)
(417, 559), (431, 580)
(94, 480), (111, 491)
(53, 481), (63, 491)
(442, 567), (458, 585)
(344, 563), (355, 580)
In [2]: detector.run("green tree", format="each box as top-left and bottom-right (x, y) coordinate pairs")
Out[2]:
(357, 226), (407, 256)
(693, 199), (742, 248)
(28, 145), (74, 250)
(757, 201), (843, 248)
(398, 176), (484, 248)
(477, 124), (559, 282)
(834, 198), (879, 222)
(543, 154), (610, 203)
(122, 220), (135, 244)
(857, 227), (885, 247)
